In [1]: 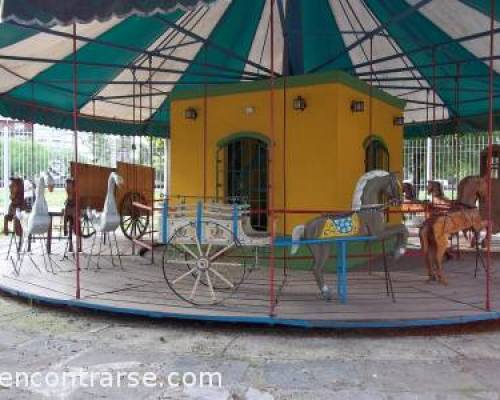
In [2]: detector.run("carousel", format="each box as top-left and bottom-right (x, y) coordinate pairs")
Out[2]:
(0, 0), (499, 329)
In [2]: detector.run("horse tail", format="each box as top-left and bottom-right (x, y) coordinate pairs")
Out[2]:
(291, 224), (305, 255)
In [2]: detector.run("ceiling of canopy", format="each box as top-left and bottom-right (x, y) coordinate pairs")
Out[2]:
(0, 0), (498, 138)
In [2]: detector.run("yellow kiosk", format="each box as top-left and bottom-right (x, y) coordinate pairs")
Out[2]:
(170, 70), (405, 234)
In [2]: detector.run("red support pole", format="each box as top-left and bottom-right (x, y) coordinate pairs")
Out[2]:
(268, 0), (276, 316)
(203, 50), (208, 201)
(485, 0), (495, 312)
(72, 22), (81, 299)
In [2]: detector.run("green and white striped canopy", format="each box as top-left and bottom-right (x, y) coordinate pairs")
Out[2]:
(0, 0), (498, 137)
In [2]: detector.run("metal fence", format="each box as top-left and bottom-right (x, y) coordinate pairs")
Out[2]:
(2, 119), (498, 211)
(403, 132), (500, 200)
(1, 120), (167, 211)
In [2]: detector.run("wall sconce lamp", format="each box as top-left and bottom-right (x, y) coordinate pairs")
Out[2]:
(293, 96), (307, 111)
(244, 106), (256, 115)
(185, 107), (198, 120)
(350, 100), (365, 113)
(393, 116), (405, 126)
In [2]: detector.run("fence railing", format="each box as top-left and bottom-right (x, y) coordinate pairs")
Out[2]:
(1, 122), (167, 211)
(403, 132), (500, 200)
(2, 119), (498, 212)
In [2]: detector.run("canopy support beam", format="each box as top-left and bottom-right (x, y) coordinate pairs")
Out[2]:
(310, 0), (434, 72)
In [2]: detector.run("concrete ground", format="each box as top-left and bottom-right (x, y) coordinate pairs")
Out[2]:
(0, 294), (499, 399)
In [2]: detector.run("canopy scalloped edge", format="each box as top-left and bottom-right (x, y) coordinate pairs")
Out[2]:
(0, 0), (216, 27)
(0, 94), (168, 137)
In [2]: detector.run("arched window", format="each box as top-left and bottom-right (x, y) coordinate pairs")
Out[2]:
(216, 134), (268, 231)
(365, 137), (389, 172)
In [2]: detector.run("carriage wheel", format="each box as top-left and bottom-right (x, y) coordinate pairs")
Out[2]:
(77, 213), (96, 238)
(120, 192), (150, 240)
(162, 221), (248, 306)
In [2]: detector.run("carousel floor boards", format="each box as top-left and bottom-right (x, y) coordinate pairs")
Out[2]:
(0, 236), (499, 329)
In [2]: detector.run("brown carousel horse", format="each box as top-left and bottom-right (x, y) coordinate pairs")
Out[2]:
(402, 182), (417, 202)
(459, 175), (500, 248)
(400, 182), (428, 213)
(63, 178), (75, 237)
(3, 177), (25, 237)
(419, 176), (488, 285)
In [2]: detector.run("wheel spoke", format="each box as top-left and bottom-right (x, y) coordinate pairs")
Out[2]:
(172, 267), (198, 285)
(209, 268), (234, 289)
(205, 270), (217, 301)
(166, 259), (197, 267)
(189, 272), (201, 300)
(179, 243), (198, 260)
(124, 218), (134, 230)
(137, 218), (146, 230)
(209, 242), (235, 262)
(194, 234), (203, 257)
(209, 268), (235, 289)
(211, 262), (242, 268)
(205, 243), (213, 257)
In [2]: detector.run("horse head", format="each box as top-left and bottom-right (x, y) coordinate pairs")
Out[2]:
(457, 176), (487, 207)
(402, 182), (416, 201)
(427, 180), (444, 198)
(383, 172), (403, 207)
(9, 177), (24, 205)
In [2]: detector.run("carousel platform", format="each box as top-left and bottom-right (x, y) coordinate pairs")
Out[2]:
(0, 235), (499, 329)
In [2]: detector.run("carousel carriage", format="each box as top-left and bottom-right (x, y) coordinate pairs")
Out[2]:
(65, 161), (154, 241)
(160, 200), (270, 306)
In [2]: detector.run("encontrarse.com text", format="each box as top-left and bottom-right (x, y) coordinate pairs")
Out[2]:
(0, 371), (222, 389)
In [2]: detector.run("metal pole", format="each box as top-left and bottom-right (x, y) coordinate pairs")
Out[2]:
(426, 137), (433, 185)
(148, 55), (155, 265)
(203, 48), (208, 201)
(485, 0), (495, 311)
(72, 22), (81, 299)
(431, 47), (436, 189)
(2, 126), (9, 213)
(164, 139), (169, 197)
(369, 37), (374, 137)
(269, 0), (276, 316)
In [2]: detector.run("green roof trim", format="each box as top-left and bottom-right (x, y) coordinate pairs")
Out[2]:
(170, 70), (406, 110)
(403, 113), (500, 138)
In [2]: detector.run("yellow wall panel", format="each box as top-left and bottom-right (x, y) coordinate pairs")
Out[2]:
(171, 72), (404, 233)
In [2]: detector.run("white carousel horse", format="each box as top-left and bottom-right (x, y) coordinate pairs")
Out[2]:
(291, 171), (407, 301)
(86, 172), (124, 269)
(12, 176), (54, 275)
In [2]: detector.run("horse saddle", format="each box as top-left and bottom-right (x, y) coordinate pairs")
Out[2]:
(320, 213), (361, 238)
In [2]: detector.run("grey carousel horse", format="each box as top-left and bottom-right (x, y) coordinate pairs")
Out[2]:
(291, 170), (409, 300)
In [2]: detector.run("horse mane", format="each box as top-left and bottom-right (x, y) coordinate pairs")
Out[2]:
(351, 170), (390, 210)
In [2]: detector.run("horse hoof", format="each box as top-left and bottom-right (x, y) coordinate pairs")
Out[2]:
(438, 278), (448, 286)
